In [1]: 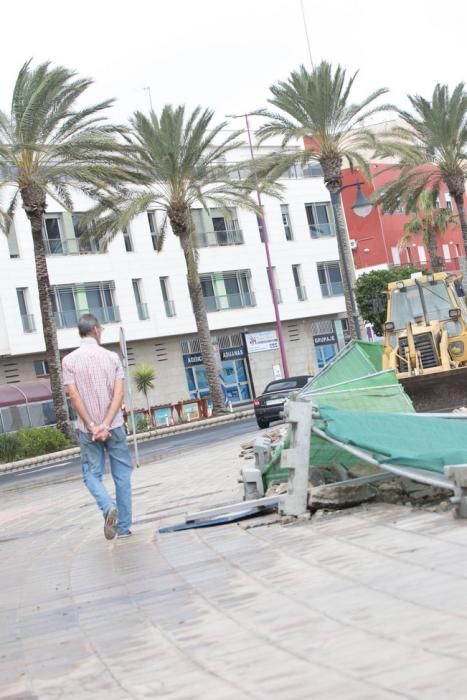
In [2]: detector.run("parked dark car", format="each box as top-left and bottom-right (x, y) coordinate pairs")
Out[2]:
(253, 375), (312, 428)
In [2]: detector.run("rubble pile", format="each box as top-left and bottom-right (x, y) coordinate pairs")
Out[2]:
(238, 426), (288, 460)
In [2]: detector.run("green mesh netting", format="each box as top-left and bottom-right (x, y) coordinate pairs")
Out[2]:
(320, 407), (467, 473)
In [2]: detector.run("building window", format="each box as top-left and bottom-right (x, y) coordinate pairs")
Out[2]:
(7, 221), (20, 258)
(191, 207), (243, 247)
(305, 202), (335, 237)
(391, 246), (401, 266)
(34, 359), (49, 377)
(43, 214), (64, 254)
(51, 282), (120, 329)
(148, 211), (165, 251)
(72, 213), (102, 254)
(417, 246), (427, 265)
(132, 279), (149, 320)
(16, 288), (36, 333)
(317, 262), (343, 297)
(445, 193), (453, 210)
(123, 225), (134, 252)
(292, 264), (307, 301)
(280, 204), (293, 241)
(160, 277), (176, 316)
(270, 267), (282, 303)
(200, 270), (255, 312)
(256, 214), (264, 242)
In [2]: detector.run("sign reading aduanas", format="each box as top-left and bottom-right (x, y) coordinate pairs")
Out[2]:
(245, 330), (279, 354)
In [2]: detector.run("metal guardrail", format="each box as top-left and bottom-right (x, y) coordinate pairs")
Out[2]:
(21, 314), (36, 333)
(54, 306), (120, 329)
(43, 238), (103, 255)
(164, 300), (176, 317)
(203, 292), (256, 312)
(195, 229), (244, 247)
(137, 302), (150, 320)
(309, 223), (336, 238)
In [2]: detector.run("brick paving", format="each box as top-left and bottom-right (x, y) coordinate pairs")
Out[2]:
(2, 429), (467, 699)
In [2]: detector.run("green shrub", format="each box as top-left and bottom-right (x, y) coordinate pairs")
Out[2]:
(0, 427), (71, 463)
(0, 433), (22, 463)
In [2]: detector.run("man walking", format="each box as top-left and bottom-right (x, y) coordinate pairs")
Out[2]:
(62, 314), (133, 540)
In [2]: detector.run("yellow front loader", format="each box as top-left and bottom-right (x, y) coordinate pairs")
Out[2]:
(382, 272), (467, 411)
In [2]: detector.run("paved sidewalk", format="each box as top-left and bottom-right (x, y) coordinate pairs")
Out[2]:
(2, 429), (467, 699)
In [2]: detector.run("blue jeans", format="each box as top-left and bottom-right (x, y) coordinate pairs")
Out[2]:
(78, 426), (133, 534)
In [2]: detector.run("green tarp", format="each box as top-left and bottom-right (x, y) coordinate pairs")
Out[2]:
(262, 340), (415, 489)
(304, 341), (384, 391)
(320, 406), (467, 473)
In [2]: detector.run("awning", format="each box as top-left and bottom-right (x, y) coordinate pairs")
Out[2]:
(0, 379), (52, 408)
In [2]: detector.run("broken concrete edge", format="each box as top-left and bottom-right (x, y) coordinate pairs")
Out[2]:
(0, 409), (255, 474)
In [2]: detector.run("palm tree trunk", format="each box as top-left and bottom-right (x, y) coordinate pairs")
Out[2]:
(329, 189), (365, 340)
(452, 191), (467, 280)
(426, 237), (443, 272)
(169, 210), (225, 414)
(20, 184), (73, 440)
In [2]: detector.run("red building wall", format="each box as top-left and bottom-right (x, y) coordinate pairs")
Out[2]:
(340, 164), (465, 273)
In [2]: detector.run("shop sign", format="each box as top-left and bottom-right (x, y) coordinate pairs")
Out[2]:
(245, 330), (279, 353)
(183, 352), (203, 367)
(313, 332), (337, 346)
(220, 346), (245, 361)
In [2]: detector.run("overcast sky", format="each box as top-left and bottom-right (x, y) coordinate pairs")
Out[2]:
(1, 0), (465, 130)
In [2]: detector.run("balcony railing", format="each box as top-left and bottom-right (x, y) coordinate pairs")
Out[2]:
(194, 228), (244, 248)
(137, 302), (150, 320)
(54, 306), (120, 329)
(320, 281), (344, 297)
(296, 285), (307, 301)
(21, 313), (36, 333)
(309, 223), (336, 238)
(203, 291), (256, 312)
(43, 237), (104, 256)
(164, 300), (176, 317)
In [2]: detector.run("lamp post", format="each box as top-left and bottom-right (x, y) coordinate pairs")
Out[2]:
(226, 112), (290, 377)
(329, 181), (373, 340)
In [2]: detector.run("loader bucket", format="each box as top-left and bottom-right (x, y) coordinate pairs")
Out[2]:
(400, 366), (467, 412)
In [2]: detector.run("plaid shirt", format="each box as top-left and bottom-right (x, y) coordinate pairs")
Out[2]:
(62, 338), (125, 432)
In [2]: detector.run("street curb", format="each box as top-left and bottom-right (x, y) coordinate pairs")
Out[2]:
(0, 409), (255, 474)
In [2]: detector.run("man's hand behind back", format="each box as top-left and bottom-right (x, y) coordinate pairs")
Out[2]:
(92, 424), (111, 442)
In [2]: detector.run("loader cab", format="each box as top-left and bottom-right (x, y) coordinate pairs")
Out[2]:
(382, 272), (467, 375)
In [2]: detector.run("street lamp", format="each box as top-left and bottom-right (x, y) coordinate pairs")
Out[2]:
(329, 181), (373, 340)
(226, 112), (290, 378)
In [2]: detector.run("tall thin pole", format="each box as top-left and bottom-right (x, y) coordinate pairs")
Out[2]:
(300, 0), (314, 69)
(244, 114), (290, 377)
(143, 86), (153, 111)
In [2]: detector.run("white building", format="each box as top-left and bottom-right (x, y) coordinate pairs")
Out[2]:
(0, 152), (348, 410)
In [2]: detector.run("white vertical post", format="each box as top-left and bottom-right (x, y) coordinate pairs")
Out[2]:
(279, 398), (313, 516)
(119, 327), (140, 468)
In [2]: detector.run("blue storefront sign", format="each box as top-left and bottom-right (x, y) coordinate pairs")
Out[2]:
(183, 352), (204, 367)
(219, 346), (245, 361)
(313, 332), (337, 346)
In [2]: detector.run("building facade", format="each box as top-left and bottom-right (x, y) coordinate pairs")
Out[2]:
(341, 164), (466, 273)
(0, 157), (350, 411)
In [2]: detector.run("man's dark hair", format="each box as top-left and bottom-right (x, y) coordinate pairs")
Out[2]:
(78, 314), (100, 338)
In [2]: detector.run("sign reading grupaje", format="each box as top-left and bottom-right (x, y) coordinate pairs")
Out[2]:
(313, 332), (337, 346)
(245, 330), (279, 353)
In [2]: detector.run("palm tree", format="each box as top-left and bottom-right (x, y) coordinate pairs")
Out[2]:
(399, 191), (457, 272)
(0, 60), (138, 439)
(375, 83), (467, 265)
(256, 61), (389, 338)
(84, 106), (272, 414)
(133, 364), (156, 425)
